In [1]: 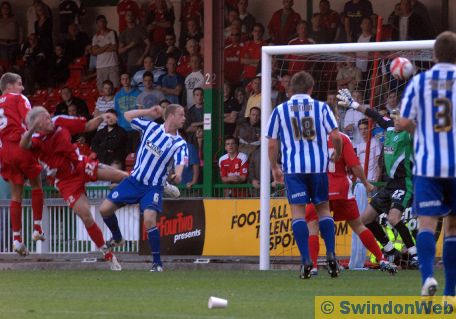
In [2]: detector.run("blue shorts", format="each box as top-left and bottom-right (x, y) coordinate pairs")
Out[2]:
(284, 173), (328, 205)
(107, 176), (164, 213)
(413, 176), (456, 217)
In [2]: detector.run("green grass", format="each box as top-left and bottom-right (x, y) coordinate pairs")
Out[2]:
(0, 269), (444, 319)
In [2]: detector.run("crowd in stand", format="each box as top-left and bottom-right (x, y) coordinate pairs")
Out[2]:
(0, 0), (437, 195)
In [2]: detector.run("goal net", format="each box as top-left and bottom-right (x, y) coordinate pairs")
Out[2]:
(259, 40), (435, 270)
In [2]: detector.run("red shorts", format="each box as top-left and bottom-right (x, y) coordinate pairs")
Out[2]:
(56, 157), (99, 208)
(305, 199), (360, 222)
(0, 142), (41, 185)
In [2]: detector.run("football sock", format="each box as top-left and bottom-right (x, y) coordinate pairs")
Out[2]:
(394, 220), (416, 250)
(31, 189), (43, 233)
(85, 223), (105, 248)
(102, 214), (122, 241)
(147, 226), (162, 265)
(10, 200), (22, 242)
(359, 229), (384, 262)
(443, 236), (456, 296)
(292, 218), (310, 264)
(416, 229), (436, 284)
(319, 217), (335, 256)
(308, 235), (319, 267)
(366, 222), (390, 247)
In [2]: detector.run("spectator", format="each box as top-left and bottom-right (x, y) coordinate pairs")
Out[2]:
(21, 33), (47, 93)
(343, 90), (366, 145)
(318, 0), (340, 43)
(224, 32), (243, 86)
(91, 109), (128, 169)
(137, 71), (165, 109)
(179, 17), (203, 51)
(388, 2), (402, 28)
(145, 0), (175, 50)
(154, 98), (170, 124)
(224, 82), (241, 136)
(91, 15), (120, 91)
(234, 106), (261, 157)
(179, 130), (200, 188)
(180, 0), (203, 36)
(240, 23), (265, 82)
(114, 73), (141, 153)
(64, 23), (91, 61)
(117, 0), (140, 33)
(177, 38), (200, 78)
(393, 0), (433, 41)
(131, 55), (166, 91)
(155, 32), (182, 68)
(157, 56), (184, 104)
(48, 43), (70, 87)
(356, 118), (381, 182)
(237, 0), (255, 35)
(195, 125), (204, 168)
(309, 13), (324, 44)
(384, 91), (399, 112)
(185, 87), (204, 141)
(118, 10), (150, 75)
(224, 8), (240, 38)
(343, 0), (374, 42)
(94, 80), (115, 129)
(356, 17), (374, 75)
(224, 18), (249, 47)
(0, 1), (22, 67)
(336, 58), (362, 92)
(184, 55), (204, 108)
(58, 0), (82, 38)
(244, 75), (261, 117)
(55, 87), (90, 119)
(35, 2), (53, 59)
(275, 74), (291, 106)
(248, 147), (276, 192)
(27, 0), (51, 36)
(267, 0), (301, 44)
(235, 85), (248, 122)
(218, 136), (249, 197)
(411, 0), (435, 37)
(287, 21), (315, 75)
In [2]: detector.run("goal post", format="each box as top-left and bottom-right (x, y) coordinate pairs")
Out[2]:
(259, 40), (435, 270)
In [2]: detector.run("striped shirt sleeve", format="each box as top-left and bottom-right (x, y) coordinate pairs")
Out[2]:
(322, 103), (338, 132)
(266, 107), (280, 139)
(400, 76), (418, 119)
(130, 117), (157, 133)
(174, 141), (188, 167)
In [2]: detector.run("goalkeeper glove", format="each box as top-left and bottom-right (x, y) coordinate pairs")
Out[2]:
(337, 89), (360, 110)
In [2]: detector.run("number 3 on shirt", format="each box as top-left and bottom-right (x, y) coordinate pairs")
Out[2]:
(433, 97), (452, 132)
(0, 109), (8, 130)
(291, 116), (315, 140)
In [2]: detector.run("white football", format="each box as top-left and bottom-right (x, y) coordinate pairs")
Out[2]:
(390, 57), (414, 80)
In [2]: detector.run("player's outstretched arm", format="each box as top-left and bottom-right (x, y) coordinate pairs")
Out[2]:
(170, 165), (184, 185)
(124, 105), (163, 123)
(329, 129), (342, 161)
(84, 115), (105, 132)
(20, 113), (42, 149)
(337, 89), (365, 112)
(351, 165), (375, 193)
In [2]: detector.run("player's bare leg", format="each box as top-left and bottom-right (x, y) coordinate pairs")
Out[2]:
(9, 182), (28, 256)
(348, 218), (397, 275)
(307, 220), (319, 275)
(144, 209), (163, 272)
(29, 175), (45, 242)
(315, 201), (339, 278)
(97, 164), (129, 184)
(73, 195), (121, 271)
(291, 204), (313, 279)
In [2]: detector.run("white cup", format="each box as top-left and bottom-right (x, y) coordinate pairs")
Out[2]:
(208, 296), (228, 309)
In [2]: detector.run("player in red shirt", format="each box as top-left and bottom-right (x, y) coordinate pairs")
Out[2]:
(117, 0), (140, 33)
(0, 73), (44, 256)
(21, 107), (131, 270)
(218, 136), (249, 197)
(240, 23), (266, 81)
(305, 106), (397, 275)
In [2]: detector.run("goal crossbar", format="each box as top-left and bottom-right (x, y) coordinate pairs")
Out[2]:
(259, 40), (435, 270)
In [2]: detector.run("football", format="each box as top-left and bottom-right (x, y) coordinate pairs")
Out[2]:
(390, 57), (414, 80)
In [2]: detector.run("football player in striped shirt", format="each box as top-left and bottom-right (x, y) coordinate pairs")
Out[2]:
(267, 71), (342, 279)
(100, 104), (188, 272)
(399, 31), (456, 297)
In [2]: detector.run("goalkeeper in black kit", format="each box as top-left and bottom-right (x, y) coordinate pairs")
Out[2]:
(337, 89), (418, 268)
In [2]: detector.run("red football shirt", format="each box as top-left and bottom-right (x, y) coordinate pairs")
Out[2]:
(224, 43), (243, 84)
(31, 115), (87, 180)
(286, 38), (315, 75)
(328, 132), (360, 200)
(0, 93), (31, 143)
(241, 40), (264, 80)
(218, 152), (249, 178)
(176, 55), (191, 78)
(117, 0), (140, 33)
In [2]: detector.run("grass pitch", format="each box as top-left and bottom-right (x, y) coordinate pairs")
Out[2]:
(0, 268), (444, 319)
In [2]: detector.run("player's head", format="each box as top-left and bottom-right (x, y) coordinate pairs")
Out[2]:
(0, 72), (23, 94)
(26, 106), (52, 133)
(224, 136), (239, 154)
(164, 104), (186, 130)
(434, 31), (456, 64)
(289, 71), (314, 95)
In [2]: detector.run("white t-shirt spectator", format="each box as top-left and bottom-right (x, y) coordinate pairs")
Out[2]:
(356, 137), (381, 182)
(184, 70), (204, 108)
(92, 30), (119, 69)
(344, 108), (365, 145)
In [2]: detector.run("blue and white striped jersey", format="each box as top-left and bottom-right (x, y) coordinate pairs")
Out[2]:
(400, 63), (456, 177)
(266, 94), (338, 174)
(130, 117), (188, 186)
